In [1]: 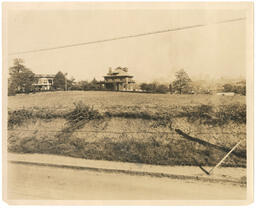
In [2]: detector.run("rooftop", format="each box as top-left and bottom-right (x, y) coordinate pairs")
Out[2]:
(35, 74), (55, 78)
(104, 67), (133, 78)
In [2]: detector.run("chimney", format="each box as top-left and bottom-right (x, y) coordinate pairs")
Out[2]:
(108, 67), (112, 74)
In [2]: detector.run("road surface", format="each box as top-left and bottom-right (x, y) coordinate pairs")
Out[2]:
(7, 162), (246, 200)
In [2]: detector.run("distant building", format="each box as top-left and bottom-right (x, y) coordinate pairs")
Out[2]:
(33, 74), (55, 91)
(98, 67), (135, 91)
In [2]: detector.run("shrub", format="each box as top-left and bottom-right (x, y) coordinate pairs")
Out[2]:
(216, 104), (246, 125)
(183, 104), (213, 124)
(8, 109), (33, 128)
(180, 103), (246, 126)
(140, 82), (169, 93)
(156, 84), (169, 94)
(65, 101), (102, 127)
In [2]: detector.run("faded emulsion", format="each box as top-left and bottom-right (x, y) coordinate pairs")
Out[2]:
(3, 2), (253, 205)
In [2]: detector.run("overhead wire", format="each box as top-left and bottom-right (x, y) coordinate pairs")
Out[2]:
(8, 17), (246, 55)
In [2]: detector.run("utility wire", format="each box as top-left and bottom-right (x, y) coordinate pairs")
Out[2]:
(9, 17), (245, 55)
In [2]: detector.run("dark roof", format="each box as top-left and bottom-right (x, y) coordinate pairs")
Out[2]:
(104, 67), (133, 78)
(35, 74), (55, 78)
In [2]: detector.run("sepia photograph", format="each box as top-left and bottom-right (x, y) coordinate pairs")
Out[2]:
(1, 1), (254, 206)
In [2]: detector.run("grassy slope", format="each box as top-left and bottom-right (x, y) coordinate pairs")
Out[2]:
(7, 91), (246, 167)
(8, 118), (246, 167)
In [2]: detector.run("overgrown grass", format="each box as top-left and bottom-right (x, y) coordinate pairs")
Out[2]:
(8, 102), (246, 128)
(181, 104), (246, 126)
(8, 108), (65, 128)
(8, 132), (246, 167)
(7, 101), (246, 167)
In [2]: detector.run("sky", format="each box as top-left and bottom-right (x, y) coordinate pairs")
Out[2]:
(6, 3), (248, 83)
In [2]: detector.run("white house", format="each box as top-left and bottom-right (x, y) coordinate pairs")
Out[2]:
(34, 74), (55, 91)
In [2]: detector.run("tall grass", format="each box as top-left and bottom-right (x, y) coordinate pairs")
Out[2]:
(8, 132), (246, 167)
(8, 102), (246, 128)
(7, 101), (246, 167)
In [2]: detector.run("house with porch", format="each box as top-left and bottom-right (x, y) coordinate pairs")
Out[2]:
(98, 67), (135, 91)
(33, 74), (55, 91)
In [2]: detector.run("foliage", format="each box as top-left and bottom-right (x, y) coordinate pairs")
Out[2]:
(67, 77), (76, 90)
(140, 82), (169, 93)
(8, 96), (246, 167)
(156, 84), (169, 93)
(8, 78), (17, 96)
(172, 69), (192, 94)
(182, 103), (246, 126)
(216, 104), (246, 125)
(8, 129), (246, 167)
(8, 109), (33, 128)
(223, 83), (246, 95)
(8, 100), (246, 130)
(8, 58), (36, 95)
(223, 84), (233, 92)
(65, 101), (102, 125)
(71, 78), (100, 91)
(8, 108), (65, 128)
(53, 71), (66, 90)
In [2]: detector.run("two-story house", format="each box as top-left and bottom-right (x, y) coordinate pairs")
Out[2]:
(34, 74), (55, 91)
(98, 67), (135, 91)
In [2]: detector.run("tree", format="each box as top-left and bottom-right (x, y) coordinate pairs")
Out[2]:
(169, 83), (173, 94)
(156, 84), (169, 93)
(67, 76), (75, 90)
(140, 83), (148, 92)
(223, 84), (233, 92)
(140, 82), (157, 92)
(140, 82), (168, 93)
(53, 71), (66, 90)
(234, 85), (246, 95)
(223, 83), (246, 95)
(172, 69), (192, 94)
(8, 58), (36, 94)
(88, 78), (99, 90)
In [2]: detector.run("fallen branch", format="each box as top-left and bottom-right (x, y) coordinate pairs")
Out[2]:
(175, 129), (246, 159)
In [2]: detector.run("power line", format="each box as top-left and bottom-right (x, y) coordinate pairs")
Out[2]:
(9, 17), (245, 55)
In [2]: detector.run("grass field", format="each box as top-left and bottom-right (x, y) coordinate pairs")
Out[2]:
(7, 91), (246, 167)
(8, 91), (245, 111)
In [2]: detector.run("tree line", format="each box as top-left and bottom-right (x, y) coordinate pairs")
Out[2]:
(8, 59), (104, 95)
(223, 83), (246, 95)
(8, 59), (246, 96)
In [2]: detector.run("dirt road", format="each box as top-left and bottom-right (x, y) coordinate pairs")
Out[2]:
(7, 162), (246, 200)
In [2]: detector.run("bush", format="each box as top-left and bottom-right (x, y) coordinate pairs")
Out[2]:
(223, 83), (246, 95)
(8, 102), (246, 129)
(8, 109), (33, 128)
(8, 108), (66, 128)
(8, 86), (16, 96)
(216, 104), (246, 125)
(65, 101), (102, 126)
(156, 84), (169, 93)
(183, 104), (213, 124)
(140, 82), (169, 93)
(181, 103), (246, 126)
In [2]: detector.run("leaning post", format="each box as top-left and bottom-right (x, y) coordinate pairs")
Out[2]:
(208, 140), (242, 175)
